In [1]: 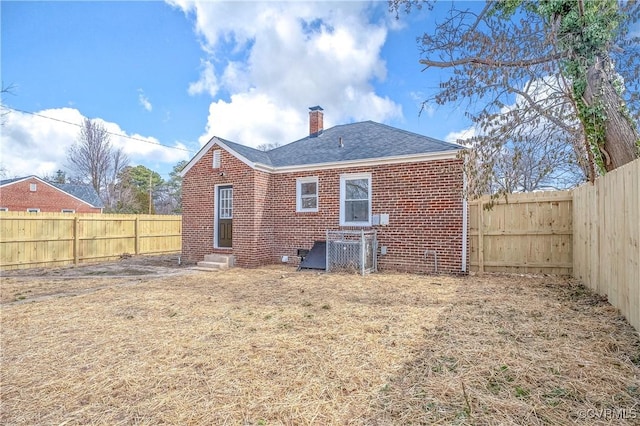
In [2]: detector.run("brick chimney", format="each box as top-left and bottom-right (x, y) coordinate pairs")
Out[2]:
(309, 106), (324, 137)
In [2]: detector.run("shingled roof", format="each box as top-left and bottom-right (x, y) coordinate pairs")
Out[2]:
(183, 120), (463, 175)
(267, 121), (462, 167)
(53, 182), (104, 208)
(0, 176), (104, 208)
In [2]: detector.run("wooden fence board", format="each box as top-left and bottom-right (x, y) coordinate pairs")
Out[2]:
(628, 162), (640, 330)
(469, 191), (573, 275)
(573, 158), (640, 332)
(0, 212), (181, 270)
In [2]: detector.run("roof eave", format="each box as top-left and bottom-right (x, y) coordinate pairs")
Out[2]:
(179, 137), (258, 177)
(254, 149), (462, 173)
(0, 176), (102, 208)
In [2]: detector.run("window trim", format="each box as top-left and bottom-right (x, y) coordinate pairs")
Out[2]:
(29, 183), (37, 192)
(0, 207), (8, 212)
(61, 209), (76, 213)
(296, 176), (319, 213)
(339, 173), (372, 227)
(213, 184), (233, 250)
(27, 208), (40, 213)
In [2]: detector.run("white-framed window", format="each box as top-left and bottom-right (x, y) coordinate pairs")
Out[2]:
(0, 207), (8, 212)
(61, 209), (75, 213)
(340, 173), (372, 226)
(27, 208), (40, 213)
(212, 149), (221, 169)
(29, 183), (37, 192)
(296, 176), (318, 212)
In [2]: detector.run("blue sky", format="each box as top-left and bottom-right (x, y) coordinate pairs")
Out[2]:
(1, 1), (473, 181)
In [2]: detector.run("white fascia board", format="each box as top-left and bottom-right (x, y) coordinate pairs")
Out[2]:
(178, 137), (257, 177)
(0, 175), (36, 187)
(178, 137), (216, 177)
(253, 150), (461, 174)
(215, 140), (258, 170)
(180, 140), (461, 176)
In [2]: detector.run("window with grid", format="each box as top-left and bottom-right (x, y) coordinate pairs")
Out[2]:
(219, 187), (233, 218)
(340, 173), (371, 226)
(296, 177), (318, 212)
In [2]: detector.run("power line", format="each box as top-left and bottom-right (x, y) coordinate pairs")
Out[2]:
(3, 106), (196, 153)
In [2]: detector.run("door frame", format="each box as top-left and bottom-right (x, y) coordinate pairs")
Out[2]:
(214, 184), (233, 249)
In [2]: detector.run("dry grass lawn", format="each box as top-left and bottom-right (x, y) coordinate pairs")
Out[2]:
(1, 264), (639, 425)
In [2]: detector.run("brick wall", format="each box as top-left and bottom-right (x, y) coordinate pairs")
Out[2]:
(0, 178), (102, 213)
(182, 144), (467, 273)
(182, 145), (269, 265)
(265, 160), (466, 273)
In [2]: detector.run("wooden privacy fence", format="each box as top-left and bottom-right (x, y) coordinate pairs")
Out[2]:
(469, 191), (573, 275)
(573, 159), (639, 332)
(0, 212), (181, 270)
(468, 158), (639, 332)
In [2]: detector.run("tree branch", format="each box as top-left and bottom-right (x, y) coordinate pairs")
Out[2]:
(507, 85), (578, 134)
(420, 53), (566, 69)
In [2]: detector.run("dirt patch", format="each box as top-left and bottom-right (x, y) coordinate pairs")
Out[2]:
(1, 269), (638, 425)
(0, 255), (190, 304)
(0, 253), (185, 277)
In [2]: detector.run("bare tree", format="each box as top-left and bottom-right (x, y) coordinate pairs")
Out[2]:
(104, 147), (128, 209)
(256, 142), (282, 151)
(488, 136), (585, 194)
(67, 118), (129, 204)
(1, 83), (16, 126)
(391, 0), (640, 198)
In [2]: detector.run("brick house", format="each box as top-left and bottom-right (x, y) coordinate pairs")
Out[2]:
(0, 176), (104, 213)
(180, 107), (468, 274)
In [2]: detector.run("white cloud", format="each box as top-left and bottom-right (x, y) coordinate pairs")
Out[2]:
(199, 91), (305, 146)
(138, 89), (153, 112)
(169, 0), (403, 148)
(0, 108), (83, 178)
(94, 119), (191, 166)
(409, 91), (435, 117)
(445, 127), (477, 146)
(0, 108), (190, 179)
(188, 60), (219, 97)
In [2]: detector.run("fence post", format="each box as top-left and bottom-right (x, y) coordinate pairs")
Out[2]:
(135, 216), (140, 255)
(478, 201), (485, 273)
(325, 230), (329, 272)
(73, 216), (80, 265)
(360, 229), (365, 276)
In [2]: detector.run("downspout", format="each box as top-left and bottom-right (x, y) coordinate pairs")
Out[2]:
(461, 171), (468, 273)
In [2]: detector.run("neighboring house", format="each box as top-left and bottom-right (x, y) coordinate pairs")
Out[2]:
(0, 176), (104, 213)
(180, 106), (468, 274)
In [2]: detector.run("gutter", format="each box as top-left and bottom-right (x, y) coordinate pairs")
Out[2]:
(461, 171), (468, 273)
(253, 150), (462, 174)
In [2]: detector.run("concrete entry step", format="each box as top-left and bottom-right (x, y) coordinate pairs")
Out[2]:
(204, 254), (235, 265)
(196, 254), (235, 271)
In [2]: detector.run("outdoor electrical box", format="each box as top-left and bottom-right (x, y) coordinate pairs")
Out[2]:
(372, 214), (389, 226)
